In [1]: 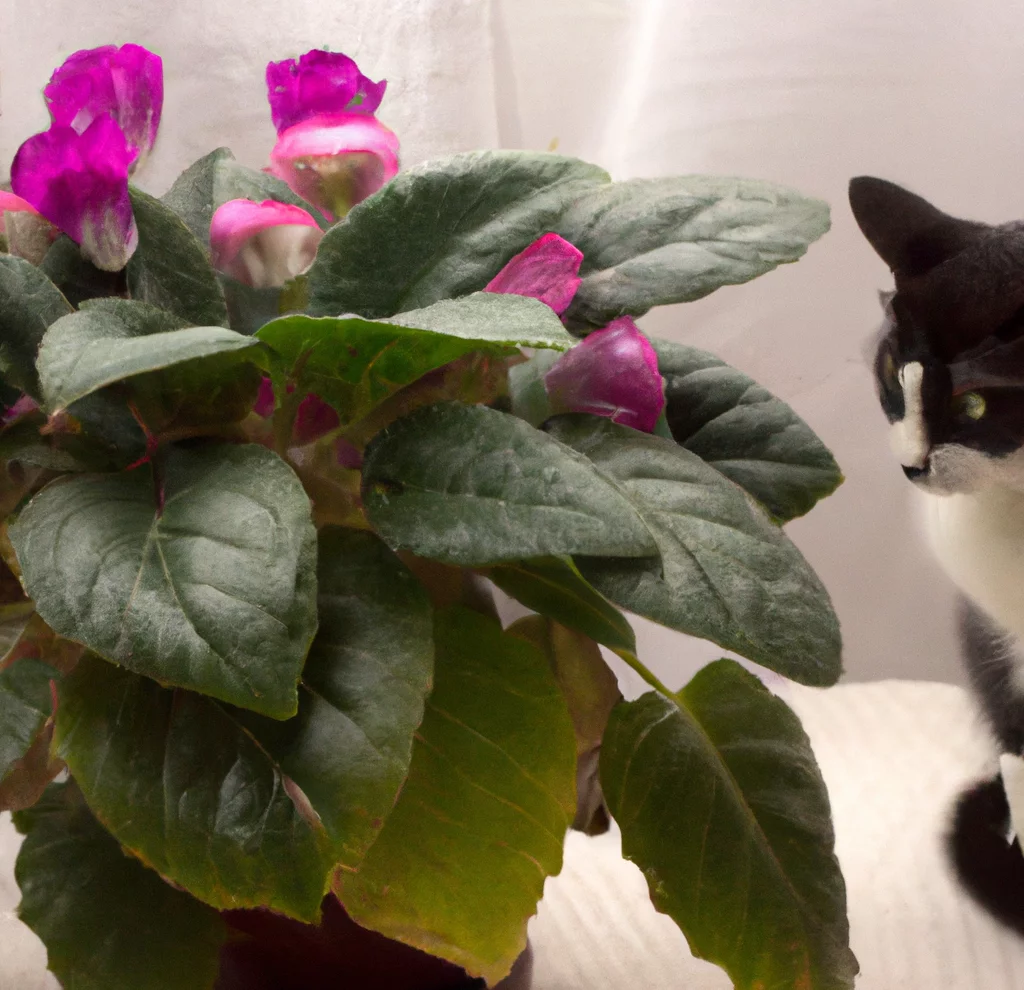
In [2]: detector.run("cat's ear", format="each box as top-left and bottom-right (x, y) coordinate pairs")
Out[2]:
(849, 177), (988, 276)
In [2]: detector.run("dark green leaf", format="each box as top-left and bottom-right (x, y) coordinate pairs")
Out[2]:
(336, 606), (576, 984)
(54, 658), (331, 920)
(560, 177), (831, 327)
(9, 443), (318, 717)
(362, 402), (657, 566)
(240, 527), (433, 867)
(654, 338), (842, 521)
(14, 782), (227, 990)
(162, 147), (329, 245)
(0, 411), (108, 472)
(306, 151), (608, 318)
(507, 347), (560, 426)
(219, 275), (287, 336)
(602, 660), (858, 990)
(0, 656), (56, 782)
(547, 415), (842, 685)
(39, 236), (122, 307)
(257, 294), (572, 422)
(127, 187), (229, 327)
(36, 297), (267, 412)
(0, 255), (72, 396)
(487, 556), (636, 655)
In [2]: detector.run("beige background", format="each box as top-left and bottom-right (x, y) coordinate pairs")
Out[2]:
(5, 0), (1020, 688)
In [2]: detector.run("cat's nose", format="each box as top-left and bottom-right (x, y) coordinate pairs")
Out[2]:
(902, 461), (929, 480)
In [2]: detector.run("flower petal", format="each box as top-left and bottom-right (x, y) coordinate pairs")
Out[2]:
(11, 116), (137, 272)
(267, 49), (386, 134)
(44, 43), (163, 170)
(267, 112), (399, 219)
(211, 199), (322, 288)
(544, 316), (665, 433)
(293, 393), (340, 445)
(485, 232), (583, 315)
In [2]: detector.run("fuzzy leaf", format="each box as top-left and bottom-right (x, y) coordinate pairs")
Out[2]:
(561, 177), (831, 326)
(487, 557), (636, 656)
(14, 782), (227, 990)
(655, 338), (842, 521)
(257, 293), (573, 422)
(239, 527), (433, 867)
(127, 187), (229, 327)
(307, 151), (608, 318)
(362, 402), (657, 566)
(336, 606), (576, 985)
(9, 444), (318, 717)
(547, 415), (842, 686)
(0, 255), (72, 397)
(0, 656), (57, 782)
(55, 658), (332, 920)
(602, 660), (858, 989)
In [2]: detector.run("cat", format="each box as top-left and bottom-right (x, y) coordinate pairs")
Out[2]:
(849, 176), (1024, 933)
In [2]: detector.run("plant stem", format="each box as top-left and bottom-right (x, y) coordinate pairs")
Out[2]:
(612, 647), (676, 699)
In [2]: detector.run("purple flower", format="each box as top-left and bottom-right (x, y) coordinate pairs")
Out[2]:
(44, 44), (163, 171)
(267, 112), (399, 219)
(485, 233), (583, 315)
(267, 49), (386, 134)
(210, 199), (322, 288)
(544, 316), (665, 433)
(11, 115), (137, 272)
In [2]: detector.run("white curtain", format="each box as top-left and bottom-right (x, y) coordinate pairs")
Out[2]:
(6, 0), (1024, 687)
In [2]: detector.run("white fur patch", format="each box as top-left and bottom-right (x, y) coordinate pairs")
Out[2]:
(890, 361), (929, 469)
(1001, 753), (1024, 842)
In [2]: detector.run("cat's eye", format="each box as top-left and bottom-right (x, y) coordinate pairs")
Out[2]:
(882, 352), (898, 390)
(954, 391), (986, 420)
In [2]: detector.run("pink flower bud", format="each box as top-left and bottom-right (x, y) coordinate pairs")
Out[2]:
(485, 233), (583, 315)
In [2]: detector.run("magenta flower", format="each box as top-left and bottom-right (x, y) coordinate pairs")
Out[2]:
(485, 233), (583, 315)
(11, 116), (137, 272)
(44, 44), (163, 171)
(211, 199), (323, 288)
(267, 49), (386, 134)
(544, 316), (665, 433)
(267, 112), (399, 219)
(251, 377), (340, 445)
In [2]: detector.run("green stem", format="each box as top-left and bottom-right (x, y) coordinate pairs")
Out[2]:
(612, 647), (676, 699)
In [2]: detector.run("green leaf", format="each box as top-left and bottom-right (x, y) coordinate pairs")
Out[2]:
(654, 338), (843, 522)
(560, 177), (831, 327)
(0, 255), (72, 396)
(257, 294), (572, 423)
(336, 606), (576, 985)
(507, 347), (560, 426)
(39, 236), (123, 307)
(307, 151), (608, 318)
(602, 660), (858, 990)
(0, 656), (56, 782)
(9, 443), (318, 717)
(547, 415), (842, 686)
(162, 147), (329, 245)
(362, 402), (657, 566)
(36, 297), (267, 412)
(54, 658), (331, 920)
(240, 527), (433, 867)
(487, 556), (636, 655)
(127, 187), (229, 327)
(14, 782), (227, 990)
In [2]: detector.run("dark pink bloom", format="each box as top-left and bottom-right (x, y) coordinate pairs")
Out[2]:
(266, 49), (386, 134)
(11, 116), (137, 272)
(267, 112), (399, 219)
(2, 395), (39, 423)
(210, 199), (322, 288)
(254, 377), (276, 417)
(293, 394), (340, 445)
(544, 317), (665, 433)
(44, 44), (163, 170)
(485, 233), (583, 315)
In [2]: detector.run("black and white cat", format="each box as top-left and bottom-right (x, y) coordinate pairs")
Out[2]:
(850, 176), (1024, 933)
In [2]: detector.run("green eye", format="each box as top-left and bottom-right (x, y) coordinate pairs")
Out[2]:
(955, 392), (986, 420)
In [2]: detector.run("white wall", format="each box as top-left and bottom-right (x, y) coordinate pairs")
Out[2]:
(6, 0), (1020, 687)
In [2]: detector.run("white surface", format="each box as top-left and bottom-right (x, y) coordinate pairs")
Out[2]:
(5, 0), (1021, 684)
(4, 680), (1024, 988)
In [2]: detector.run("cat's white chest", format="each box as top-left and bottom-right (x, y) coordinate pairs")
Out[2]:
(920, 485), (1024, 639)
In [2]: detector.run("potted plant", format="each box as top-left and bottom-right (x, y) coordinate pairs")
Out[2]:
(0, 43), (858, 990)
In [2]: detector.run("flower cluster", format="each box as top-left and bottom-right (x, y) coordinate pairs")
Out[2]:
(4, 44), (663, 435)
